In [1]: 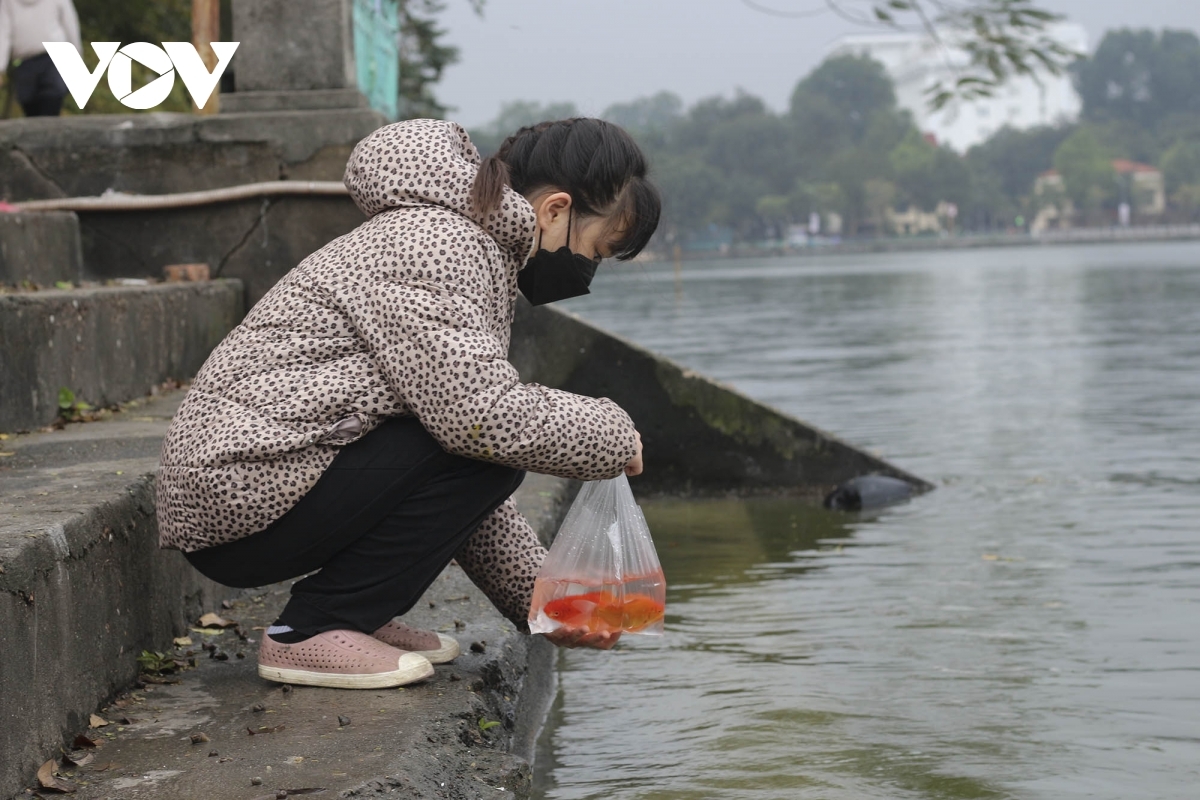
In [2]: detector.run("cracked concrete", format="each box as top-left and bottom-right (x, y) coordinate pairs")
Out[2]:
(215, 198), (273, 279)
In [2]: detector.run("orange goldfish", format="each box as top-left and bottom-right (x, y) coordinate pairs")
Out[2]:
(542, 592), (611, 630)
(617, 594), (665, 632)
(542, 591), (664, 633)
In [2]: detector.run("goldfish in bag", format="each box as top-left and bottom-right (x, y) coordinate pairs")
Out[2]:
(528, 473), (666, 636)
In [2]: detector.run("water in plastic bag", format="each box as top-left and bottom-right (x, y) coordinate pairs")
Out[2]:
(528, 473), (666, 636)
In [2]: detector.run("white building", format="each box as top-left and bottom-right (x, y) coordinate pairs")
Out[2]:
(825, 23), (1088, 152)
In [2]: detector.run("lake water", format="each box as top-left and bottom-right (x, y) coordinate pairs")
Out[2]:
(532, 242), (1200, 800)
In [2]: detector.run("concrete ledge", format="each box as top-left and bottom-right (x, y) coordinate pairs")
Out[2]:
(0, 389), (574, 798)
(0, 110), (385, 201)
(0, 280), (244, 432)
(0, 211), (83, 287)
(220, 89), (370, 113)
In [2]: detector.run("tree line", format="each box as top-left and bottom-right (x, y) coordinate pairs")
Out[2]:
(472, 28), (1200, 246)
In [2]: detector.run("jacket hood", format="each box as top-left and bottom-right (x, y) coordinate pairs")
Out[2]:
(343, 119), (536, 258)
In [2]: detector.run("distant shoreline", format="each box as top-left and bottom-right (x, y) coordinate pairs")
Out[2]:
(650, 224), (1200, 262)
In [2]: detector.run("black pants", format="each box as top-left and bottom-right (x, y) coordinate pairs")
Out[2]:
(186, 416), (525, 636)
(12, 53), (68, 117)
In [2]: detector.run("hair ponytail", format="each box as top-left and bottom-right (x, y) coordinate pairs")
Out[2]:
(471, 154), (511, 216)
(470, 119), (661, 260)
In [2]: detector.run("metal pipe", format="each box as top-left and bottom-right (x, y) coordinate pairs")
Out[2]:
(13, 181), (351, 212)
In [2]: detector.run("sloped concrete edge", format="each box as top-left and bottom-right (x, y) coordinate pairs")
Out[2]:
(509, 299), (934, 496)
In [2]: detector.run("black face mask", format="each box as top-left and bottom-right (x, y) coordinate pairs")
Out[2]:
(518, 209), (600, 306)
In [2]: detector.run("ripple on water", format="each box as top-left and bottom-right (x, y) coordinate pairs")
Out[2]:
(535, 244), (1200, 800)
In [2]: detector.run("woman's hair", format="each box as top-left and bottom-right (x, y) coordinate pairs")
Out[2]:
(471, 118), (661, 261)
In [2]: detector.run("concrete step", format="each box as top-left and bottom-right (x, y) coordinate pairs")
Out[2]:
(0, 390), (571, 800)
(0, 211), (83, 288)
(0, 280), (244, 433)
(1, 111), (383, 307)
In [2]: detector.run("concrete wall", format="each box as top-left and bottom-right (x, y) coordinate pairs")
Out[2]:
(0, 281), (244, 432)
(509, 298), (932, 496)
(0, 211), (83, 287)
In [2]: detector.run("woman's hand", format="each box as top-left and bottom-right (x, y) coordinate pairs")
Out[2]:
(625, 430), (643, 477)
(543, 626), (621, 650)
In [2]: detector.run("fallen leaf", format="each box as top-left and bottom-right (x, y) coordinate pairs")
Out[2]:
(71, 734), (97, 749)
(88, 714), (109, 728)
(190, 627), (227, 636)
(173, 636), (193, 647)
(37, 759), (78, 793)
(0, 452), (15, 457)
(60, 751), (93, 768)
(118, 716), (140, 725)
(198, 612), (236, 628)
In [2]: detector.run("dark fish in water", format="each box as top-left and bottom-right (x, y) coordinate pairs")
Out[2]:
(824, 474), (916, 511)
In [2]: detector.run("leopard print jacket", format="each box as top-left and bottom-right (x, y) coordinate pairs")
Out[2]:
(156, 119), (639, 627)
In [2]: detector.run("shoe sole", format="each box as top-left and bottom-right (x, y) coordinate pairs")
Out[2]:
(258, 652), (434, 689)
(413, 633), (461, 665)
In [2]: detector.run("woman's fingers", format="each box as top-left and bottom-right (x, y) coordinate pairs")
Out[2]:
(625, 430), (644, 476)
(581, 630), (621, 650)
(543, 626), (622, 650)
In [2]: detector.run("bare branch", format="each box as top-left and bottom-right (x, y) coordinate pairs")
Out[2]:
(739, 0), (829, 19)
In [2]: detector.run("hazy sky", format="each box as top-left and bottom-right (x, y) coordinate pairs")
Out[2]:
(435, 0), (1200, 128)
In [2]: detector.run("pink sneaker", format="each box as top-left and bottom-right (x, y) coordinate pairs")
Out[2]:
(372, 619), (461, 664)
(257, 629), (433, 689)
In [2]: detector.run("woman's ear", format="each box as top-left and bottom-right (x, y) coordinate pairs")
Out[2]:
(533, 191), (573, 232)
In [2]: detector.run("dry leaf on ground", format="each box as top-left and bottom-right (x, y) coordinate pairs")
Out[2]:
(88, 714), (109, 728)
(197, 612), (236, 628)
(37, 759), (78, 793)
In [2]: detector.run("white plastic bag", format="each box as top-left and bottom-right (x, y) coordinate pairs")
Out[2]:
(528, 473), (666, 636)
